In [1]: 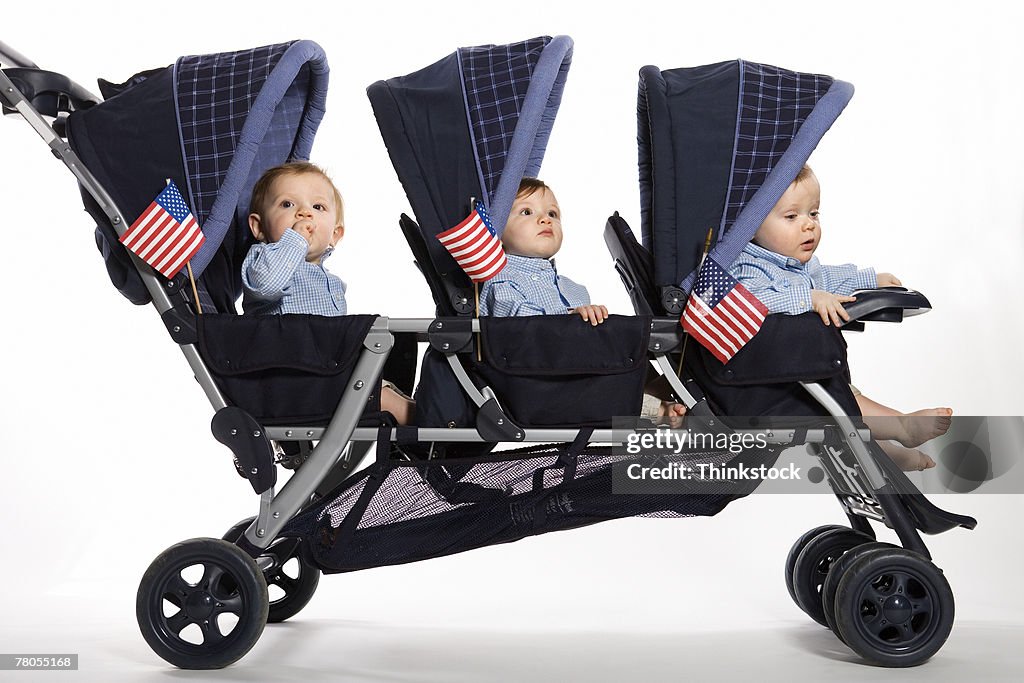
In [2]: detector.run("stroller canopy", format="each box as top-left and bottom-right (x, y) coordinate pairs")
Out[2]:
(68, 40), (329, 311)
(368, 35), (572, 292)
(638, 60), (853, 295)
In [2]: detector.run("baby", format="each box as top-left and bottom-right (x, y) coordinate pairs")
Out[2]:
(479, 178), (606, 323)
(241, 161), (414, 425)
(480, 178), (684, 419)
(729, 165), (951, 470)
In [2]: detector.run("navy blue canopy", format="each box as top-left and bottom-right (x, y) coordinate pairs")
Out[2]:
(368, 36), (572, 303)
(69, 40), (328, 311)
(638, 60), (853, 297)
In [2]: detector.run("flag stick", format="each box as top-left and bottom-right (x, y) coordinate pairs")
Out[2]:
(677, 227), (716, 378)
(467, 196), (484, 362)
(161, 177), (202, 314)
(475, 282), (482, 361)
(187, 261), (203, 315)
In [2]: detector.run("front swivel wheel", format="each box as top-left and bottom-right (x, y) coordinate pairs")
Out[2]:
(833, 547), (955, 667)
(137, 538), (269, 669)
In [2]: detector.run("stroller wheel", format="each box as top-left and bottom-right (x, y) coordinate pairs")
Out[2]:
(821, 541), (897, 641)
(792, 528), (872, 626)
(136, 538), (268, 669)
(223, 517), (321, 623)
(784, 525), (845, 609)
(833, 547), (954, 667)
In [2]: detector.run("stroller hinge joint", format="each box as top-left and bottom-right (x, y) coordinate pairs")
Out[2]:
(428, 317), (474, 354)
(476, 398), (524, 442)
(649, 318), (684, 353)
(660, 286), (686, 315)
(211, 407), (277, 495)
(161, 305), (197, 344)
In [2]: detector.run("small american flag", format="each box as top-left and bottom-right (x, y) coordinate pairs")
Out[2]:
(119, 181), (205, 278)
(681, 257), (768, 363)
(437, 202), (507, 283)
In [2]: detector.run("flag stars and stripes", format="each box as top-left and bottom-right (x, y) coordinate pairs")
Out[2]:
(681, 257), (768, 363)
(119, 181), (206, 279)
(437, 201), (508, 283)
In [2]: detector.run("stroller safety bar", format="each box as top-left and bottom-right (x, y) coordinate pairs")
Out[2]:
(839, 287), (932, 331)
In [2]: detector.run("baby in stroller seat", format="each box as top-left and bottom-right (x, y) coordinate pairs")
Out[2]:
(241, 161), (416, 425)
(481, 177), (686, 419)
(729, 163), (951, 469)
(479, 177), (607, 324)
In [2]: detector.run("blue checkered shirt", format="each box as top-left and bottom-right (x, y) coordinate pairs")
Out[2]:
(728, 243), (876, 315)
(241, 229), (347, 316)
(479, 254), (590, 316)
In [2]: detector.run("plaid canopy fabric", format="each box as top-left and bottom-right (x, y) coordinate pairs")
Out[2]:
(458, 37), (549, 205)
(722, 62), (833, 238)
(175, 42), (295, 226)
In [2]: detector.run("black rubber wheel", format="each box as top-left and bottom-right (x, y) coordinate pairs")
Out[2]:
(834, 547), (954, 667)
(137, 538), (268, 669)
(792, 527), (872, 626)
(784, 525), (845, 609)
(821, 541), (897, 641)
(223, 517), (320, 623)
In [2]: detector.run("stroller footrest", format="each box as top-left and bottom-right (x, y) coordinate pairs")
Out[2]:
(872, 443), (978, 534)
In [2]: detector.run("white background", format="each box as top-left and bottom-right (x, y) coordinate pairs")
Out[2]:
(1, 1), (1022, 680)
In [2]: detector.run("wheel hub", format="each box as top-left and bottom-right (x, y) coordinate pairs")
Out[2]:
(184, 591), (216, 620)
(881, 594), (913, 624)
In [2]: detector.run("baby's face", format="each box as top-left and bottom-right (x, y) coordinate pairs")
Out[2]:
(501, 188), (563, 259)
(250, 172), (344, 263)
(752, 174), (821, 264)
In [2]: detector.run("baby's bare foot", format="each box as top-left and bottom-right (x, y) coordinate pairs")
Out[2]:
(654, 401), (687, 427)
(897, 408), (953, 448)
(658, 401), (687, 418)
(880, 442), (937, 472)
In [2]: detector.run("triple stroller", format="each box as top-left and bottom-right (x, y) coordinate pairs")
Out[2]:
(1, 35), (976, 670)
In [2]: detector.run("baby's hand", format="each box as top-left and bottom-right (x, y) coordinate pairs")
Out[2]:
(876, 272), (902, 287)
(571, 304), (609, 326)
(291, 221), (315, 245)
(810, 290), (856, 327)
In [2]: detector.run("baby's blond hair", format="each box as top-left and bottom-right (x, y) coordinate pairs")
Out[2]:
(516, 176), (550, 199)
(794, 164), (816, 185)
(250, 161), (344, 225)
